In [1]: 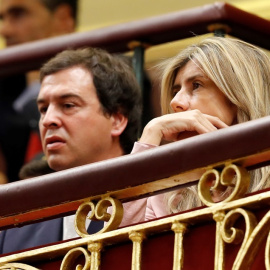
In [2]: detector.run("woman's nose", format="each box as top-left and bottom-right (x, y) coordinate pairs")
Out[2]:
(170, 90), (190, 112)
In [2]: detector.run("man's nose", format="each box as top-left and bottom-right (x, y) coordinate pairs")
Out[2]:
(0, 19), (14, 39)
(170, 89), (190, 112)
(41, 106), (62, 129)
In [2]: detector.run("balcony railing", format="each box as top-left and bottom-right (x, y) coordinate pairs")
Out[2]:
(0, 2), (270, 270)
(0, 2), (269, 77)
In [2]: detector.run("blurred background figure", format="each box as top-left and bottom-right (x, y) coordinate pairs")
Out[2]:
(0, 0), (78, 183)
(0, 146), (7, 184)
(18, 158), (54, 180)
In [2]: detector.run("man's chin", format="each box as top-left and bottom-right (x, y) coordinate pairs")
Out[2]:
(47, 158), (68, 172)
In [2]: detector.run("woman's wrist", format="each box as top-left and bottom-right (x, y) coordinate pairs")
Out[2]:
(139, 120), (163, 145)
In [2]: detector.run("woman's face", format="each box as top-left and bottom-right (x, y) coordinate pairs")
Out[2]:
(170, 60), (237, 126)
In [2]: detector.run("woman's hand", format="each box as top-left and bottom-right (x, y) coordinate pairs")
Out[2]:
(139, 110), (228, 145)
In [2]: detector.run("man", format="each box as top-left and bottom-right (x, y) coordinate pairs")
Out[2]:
(0, 0), (77, 46)
(0, 47), (142, 254)
(0, 0), (78, 182)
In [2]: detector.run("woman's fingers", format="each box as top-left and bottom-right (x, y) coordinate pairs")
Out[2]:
(139, 110), (229, 145)
(204, 114), (229, 129)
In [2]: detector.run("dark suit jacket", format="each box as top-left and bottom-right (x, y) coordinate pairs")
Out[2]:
(0, 218), (104, 255)
(0, 218), (63, 255)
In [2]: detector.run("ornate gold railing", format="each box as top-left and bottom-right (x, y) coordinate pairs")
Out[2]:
(1, 115), (270, 229)
(1, 167), (270, 269)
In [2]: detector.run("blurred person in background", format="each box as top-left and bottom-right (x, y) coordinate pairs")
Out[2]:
(0, 0), (78, 182)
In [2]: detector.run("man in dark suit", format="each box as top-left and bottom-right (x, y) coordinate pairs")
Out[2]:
(0, 47), (142, 254)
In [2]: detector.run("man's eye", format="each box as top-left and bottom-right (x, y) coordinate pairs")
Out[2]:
(39, 107), (47, 114)
(64, 103), (75, 109)
(9, 8), (28, 20)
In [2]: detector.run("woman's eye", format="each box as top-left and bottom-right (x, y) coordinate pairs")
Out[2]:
(172, 85), (180, 97)
(193, 82), (200, 90)
(172, 90), (179, 97)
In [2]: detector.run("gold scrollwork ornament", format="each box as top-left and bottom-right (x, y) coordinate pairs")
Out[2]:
(214, 207), (270, 270)
(198, 164), (250, 206)
(216, 209), (270, 269)
(60, 247), (91, 270)
(75, 197), (123, 238)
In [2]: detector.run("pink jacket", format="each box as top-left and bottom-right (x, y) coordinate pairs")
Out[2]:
(119, 142), (169, 227)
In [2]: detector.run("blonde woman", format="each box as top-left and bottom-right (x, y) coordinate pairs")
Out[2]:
(122, 37), (270, 225)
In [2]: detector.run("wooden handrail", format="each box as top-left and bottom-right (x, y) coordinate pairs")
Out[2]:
(1, 116), (270, 229)
(0, 2), (269, 77)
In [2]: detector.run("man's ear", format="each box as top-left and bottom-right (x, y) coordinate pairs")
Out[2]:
(52, 4), (75, 35)
(110, 113), (128, 137)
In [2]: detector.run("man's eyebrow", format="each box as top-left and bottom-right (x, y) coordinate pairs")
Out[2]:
(37, 93), (83, 104)
(36, 98), (45, 106)
(0, 6), (28, 19)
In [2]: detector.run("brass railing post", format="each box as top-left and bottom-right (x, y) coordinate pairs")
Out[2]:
(214, 211), (226, 270)
(88, 242), (103, 270)
(171, 221), (188, 270)
(129, 231), (145, 270)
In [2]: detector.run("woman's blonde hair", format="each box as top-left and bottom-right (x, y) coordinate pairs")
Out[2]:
(160, 37), (270, 213)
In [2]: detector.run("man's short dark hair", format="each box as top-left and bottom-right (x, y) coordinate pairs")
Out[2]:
(40, 0), (78, 24)
(40, 47), (142, 154)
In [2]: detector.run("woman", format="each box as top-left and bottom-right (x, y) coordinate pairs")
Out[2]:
(122, 36), (270, 226)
